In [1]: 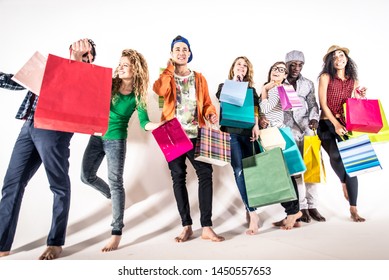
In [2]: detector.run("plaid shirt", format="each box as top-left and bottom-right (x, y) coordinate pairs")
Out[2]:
(0, 72), (38, 121)
(326, 76), (354, 126)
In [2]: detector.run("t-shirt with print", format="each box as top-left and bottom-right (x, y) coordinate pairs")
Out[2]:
(174, 71), (198, 139)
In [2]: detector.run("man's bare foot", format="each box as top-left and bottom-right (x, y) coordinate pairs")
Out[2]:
(0, 251), (10, 257)
(282, 211), (302, 230)
(350, 206), (366, 222)
(38, 246), (63, 260)
(246, 211), (259, 235)
(102, 235), (122, 252)
(342, 183), (349, 201)
(201, 226), (225, 242)
(175, 225), (193, 242)
(272, 218), (301, 228)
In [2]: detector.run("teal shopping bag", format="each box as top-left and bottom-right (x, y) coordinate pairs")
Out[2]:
(220, 88), (255, 129)
(279, 127), (307, 176)
(243, 146), (297, 208)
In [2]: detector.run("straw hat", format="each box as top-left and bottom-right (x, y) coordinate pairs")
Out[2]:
(323, 45), (349, 62)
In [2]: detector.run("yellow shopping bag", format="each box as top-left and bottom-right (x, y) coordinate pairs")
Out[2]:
(303, 132), (326, 183)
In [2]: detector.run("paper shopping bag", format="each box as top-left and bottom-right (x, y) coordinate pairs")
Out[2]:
(220, 88), (255, 129)
(11, 51), (47, 95)
(347, 100), (389, 143)
(345, 98), (383, 133)
(259, 126), (286, 151)
(152, 117), (193, 162)
(337, 134), (382, 177)
(277, 84), (303, 111)
(303, 133), (326, 183)
(279, 127), (307, 176)
(194, 127), (231, 166)
(243, 147), (297, 208)
(219, 79), (249, 106)
(35, 54), (112, 135)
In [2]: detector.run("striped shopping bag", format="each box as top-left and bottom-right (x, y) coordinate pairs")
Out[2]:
(194, 127), (231, 166)
(337, 134), (382, 177)
(278, 84), (303, 111)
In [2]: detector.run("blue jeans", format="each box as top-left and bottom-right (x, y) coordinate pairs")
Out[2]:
(168, 138), (214, 227)
(81, 136), (126, 235)
(230, 134), (259, 212)
(0, 121), (73, 251)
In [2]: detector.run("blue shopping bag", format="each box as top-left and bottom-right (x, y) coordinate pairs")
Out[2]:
(220, 88), (255, 129)
(219, 79), (248, 106)
(279, 127), (307, 176)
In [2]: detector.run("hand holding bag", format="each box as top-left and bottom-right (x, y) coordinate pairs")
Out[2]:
(152, 117), (193, 162)
(303, 131), (326, 183)
(194, 126), (231, 166)
(243, 145), (297, 208)
(35, 54), (112, 135)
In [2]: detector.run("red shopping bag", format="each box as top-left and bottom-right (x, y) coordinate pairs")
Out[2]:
(35, 54), (112, 135)
(152, 118), (193, 162)
(345, 98), (383, 133)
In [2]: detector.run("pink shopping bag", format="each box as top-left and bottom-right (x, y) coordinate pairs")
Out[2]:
(278, 84), (303, 111)
(152, 118), (193, 162)
(345, 98), (383, 133)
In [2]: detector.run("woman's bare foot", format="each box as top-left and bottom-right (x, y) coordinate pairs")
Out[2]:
(350, 206), (366, 222)
(201, 227), (225, 242)
(281, 211), (302, 230)
(38, 246), (63, 260)
(342, 183), (349, 201)
(246, 211), (259, 235)
(175, 225), (193, 242)
(102, 235), (122, 252)
(0, 251), (10, 257)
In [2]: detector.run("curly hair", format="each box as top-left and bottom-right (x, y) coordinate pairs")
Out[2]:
(111, 49), (149, 107)
(318, 51), (358, 81)
(228, 56), (255, 88)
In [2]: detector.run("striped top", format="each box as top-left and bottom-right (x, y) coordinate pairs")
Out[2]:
(259, 86), (285, 128)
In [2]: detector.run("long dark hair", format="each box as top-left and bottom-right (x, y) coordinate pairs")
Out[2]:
(318, 51), (358, 80)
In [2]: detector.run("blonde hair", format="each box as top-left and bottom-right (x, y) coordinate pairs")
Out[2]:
(112, 49), (149, 107)
(228, 56), (254, 88)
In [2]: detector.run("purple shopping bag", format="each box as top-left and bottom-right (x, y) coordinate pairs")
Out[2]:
(152, 118), (193, 162)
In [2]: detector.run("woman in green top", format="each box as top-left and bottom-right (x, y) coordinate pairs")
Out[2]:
(81, 49), (161, 252)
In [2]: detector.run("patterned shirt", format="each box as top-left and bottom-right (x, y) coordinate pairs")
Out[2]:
(174, 71), (199, 138)
(326, 76), (354, 126)
(0, 72), (37, 121)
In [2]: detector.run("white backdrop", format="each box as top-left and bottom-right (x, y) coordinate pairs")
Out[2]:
(1, 0), (389, 264)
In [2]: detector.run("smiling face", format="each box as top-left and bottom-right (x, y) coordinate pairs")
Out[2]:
(171, 42), (191, 66)
(270, 63), (288, 83)
(233, 58), (248, 80)
(332, 50), (348, 70)
(117, 56), (134, 80)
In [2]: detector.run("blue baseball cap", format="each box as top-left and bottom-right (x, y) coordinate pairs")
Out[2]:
(170, 35), (193, 63)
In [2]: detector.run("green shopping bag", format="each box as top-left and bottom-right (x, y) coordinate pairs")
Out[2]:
(243, 146), (297, 208)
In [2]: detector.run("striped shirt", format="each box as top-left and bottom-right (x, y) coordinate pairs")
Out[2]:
(0, 72), (37, 121)
(326, 76), (354, 126)
(259, 86), (285, 128)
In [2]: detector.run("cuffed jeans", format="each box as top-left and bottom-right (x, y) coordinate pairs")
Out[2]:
(168, 138), (214, 227)
(0, 121), (72, 251)
(81, 136), (126, 235)
(230, 133), (259, 212)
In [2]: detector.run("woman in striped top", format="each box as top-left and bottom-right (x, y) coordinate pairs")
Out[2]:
(259, 62), (302, 230)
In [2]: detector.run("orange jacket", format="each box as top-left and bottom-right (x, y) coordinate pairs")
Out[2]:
(153, 64), (217, 128)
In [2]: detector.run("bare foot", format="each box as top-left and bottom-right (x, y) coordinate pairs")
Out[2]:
(282, 211), (302, 230)
(350, 206), (366, 222)
(342, 183), (349, 201)
(272, 218), (301, 228)
(102, 235), (122, 252)
(175, 225), (193, 242)
(201, 227), (225, 242)
(38, 246), (63, 260)
(246, 211), (259, 235)
(0, 251), (10, 257)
